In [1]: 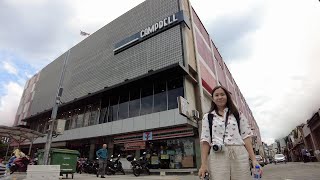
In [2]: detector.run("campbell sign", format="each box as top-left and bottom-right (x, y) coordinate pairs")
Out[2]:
(114, 10), (189, 54)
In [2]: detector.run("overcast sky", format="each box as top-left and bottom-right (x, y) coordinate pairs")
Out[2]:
(0, 0), (319, 145)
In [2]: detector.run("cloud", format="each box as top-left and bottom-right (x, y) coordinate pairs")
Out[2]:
(0, 0), (144, 70)
(227, 0), (320, 144)
(0, 0), (75, 69)
(3, 61), (18, 75)
(206, 5), (265, 62)
(0, 82), (24, 126)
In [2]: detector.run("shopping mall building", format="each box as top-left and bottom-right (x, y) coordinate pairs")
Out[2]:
(14, 0), (261, 169)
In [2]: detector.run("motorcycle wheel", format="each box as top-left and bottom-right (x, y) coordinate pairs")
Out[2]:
(106, 169), (113, 176)
(121, 168), (125, 175)
(10, 165), (18, 174)
(133, 168), (140, 177)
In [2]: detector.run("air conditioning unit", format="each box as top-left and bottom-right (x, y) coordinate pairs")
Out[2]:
(192, 110), (200, 119)
(55, 119), (66, 135)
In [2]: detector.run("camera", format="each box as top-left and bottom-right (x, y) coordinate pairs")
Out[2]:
(212, 144), (224, 152)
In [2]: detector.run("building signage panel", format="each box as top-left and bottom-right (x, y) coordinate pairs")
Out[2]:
(178, 96), (189, 117)
(113, 10), (190, 54)
(143, 131), (153, 141)
(124, 141), (146, 150)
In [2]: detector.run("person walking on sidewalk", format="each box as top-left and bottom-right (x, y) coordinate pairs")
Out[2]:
(96, 144), (108, 178)
(198, 86), (262, 180)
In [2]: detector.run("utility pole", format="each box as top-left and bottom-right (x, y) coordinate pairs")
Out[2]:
(43, 50), (70, 165)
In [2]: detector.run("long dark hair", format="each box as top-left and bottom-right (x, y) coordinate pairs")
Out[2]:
(209, 85), (239, 117)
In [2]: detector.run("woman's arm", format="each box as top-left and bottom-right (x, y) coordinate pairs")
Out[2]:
(201, 141), (210, 166)
(198, 113), (211, 178)
(243, 137), (257, 163)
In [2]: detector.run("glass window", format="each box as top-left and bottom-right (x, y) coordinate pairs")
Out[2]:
(140, 84), (153, 115)
(99, 97), (109, 124)
(145, 137), (195, 169)
(65, 111), (73, 130)
(154, 80), (167, 112)
(83, 107), (91, 127)
(167, 77), (184, 110)
(108, 95), (119, 122)
(38, 120), (45, 133)
(99, 107), (108, 124)
(129, 87), (140, 118)
(89, 105), (99, 126)
(118, 90), (129, 120)
(71, 110), (77, 129)
(76, 108), (84, 128)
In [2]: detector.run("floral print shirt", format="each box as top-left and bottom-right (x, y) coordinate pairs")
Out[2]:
(200, 108), (253, 146)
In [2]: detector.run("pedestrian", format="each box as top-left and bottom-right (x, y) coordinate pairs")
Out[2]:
(96, 144), (108, 178)
(301, 148), (308, 163)
(198, 86), (261, 180)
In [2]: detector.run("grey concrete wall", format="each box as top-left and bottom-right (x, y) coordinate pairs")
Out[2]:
(30, 53), (66, 115)
(33, 108), (192, 144)
(29, 0), (183, 116)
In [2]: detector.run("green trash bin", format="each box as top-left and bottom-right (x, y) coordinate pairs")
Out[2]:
(37, 148), (80, 179)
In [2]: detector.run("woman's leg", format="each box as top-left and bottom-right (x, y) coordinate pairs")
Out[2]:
(230, 146), (251, 180)
(209, 148), (231, 180)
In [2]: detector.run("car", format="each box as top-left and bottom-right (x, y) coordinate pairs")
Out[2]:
(255, 155), (265, 167)
(274, 154), (287, 164)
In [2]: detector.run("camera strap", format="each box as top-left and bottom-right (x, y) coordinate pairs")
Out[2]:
(222, 110), (230, 144)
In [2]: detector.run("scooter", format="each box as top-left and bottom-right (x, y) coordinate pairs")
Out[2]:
(82, 159), (98, 174)
(9, 156), (30, 174)
(126, 152), (150, 177)
(106, 154), (125, 175)
(76, 158), (86, 174)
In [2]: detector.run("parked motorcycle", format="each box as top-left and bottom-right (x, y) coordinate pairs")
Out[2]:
(76, 158), (86, 174)
(106, 154), (125, 175)
(9, 156), (30, 174)
(126, 152), (150, 177)
(82, 159), (98, 174)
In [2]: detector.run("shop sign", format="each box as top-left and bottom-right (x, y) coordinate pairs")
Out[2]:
(178, 96), (189, 117)
(113, 10), (190, 54)
(143, 132), (153, 141)
(124, 141), (145, 150)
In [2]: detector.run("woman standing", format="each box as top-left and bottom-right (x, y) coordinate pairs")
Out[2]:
(198, 86), (261, 180)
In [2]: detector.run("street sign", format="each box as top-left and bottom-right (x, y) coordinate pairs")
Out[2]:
(143, 132), (152, 141)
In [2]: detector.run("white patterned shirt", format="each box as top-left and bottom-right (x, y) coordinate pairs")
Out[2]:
(200, 108), (253, 146)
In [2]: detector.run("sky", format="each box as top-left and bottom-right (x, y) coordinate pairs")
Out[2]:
(0, 0), (320, 145)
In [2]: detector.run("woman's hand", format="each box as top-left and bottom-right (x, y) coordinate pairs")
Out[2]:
(198, 164), (209, 179)
(252, 160), (263, 174)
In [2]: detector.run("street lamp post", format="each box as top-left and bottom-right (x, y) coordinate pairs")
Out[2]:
(43, 50), (70, 165)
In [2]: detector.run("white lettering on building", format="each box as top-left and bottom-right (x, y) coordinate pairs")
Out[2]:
(140, 13), (178, 38)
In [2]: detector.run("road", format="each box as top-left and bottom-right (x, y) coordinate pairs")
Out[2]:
(2, 162), (320, 180)
(262, 162), (320, 180)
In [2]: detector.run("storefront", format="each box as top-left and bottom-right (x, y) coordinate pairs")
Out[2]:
(113, 126), (196, 169)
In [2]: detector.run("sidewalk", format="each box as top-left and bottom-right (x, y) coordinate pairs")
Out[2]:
(74, 174), (199, 180)
(0, 173), (200, 180)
